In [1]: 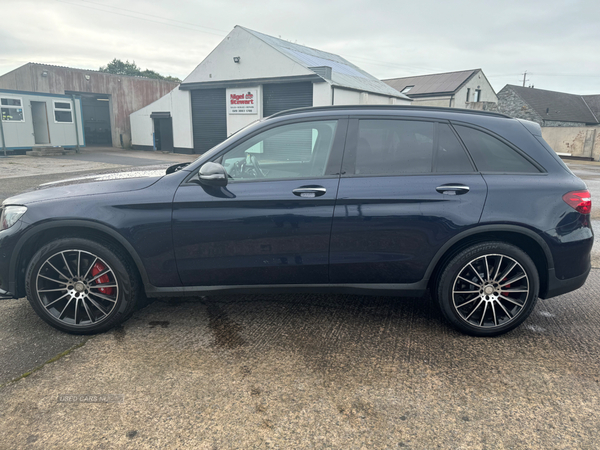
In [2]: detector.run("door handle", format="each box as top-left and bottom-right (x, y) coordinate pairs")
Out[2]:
(292, 186), (327, 198)
(436, 184), (470, 195)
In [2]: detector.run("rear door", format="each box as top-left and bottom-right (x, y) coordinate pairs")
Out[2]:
(329, 117), (488, 284)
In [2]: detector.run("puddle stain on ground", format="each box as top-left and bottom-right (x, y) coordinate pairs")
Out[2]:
(205, 303), (246, 349)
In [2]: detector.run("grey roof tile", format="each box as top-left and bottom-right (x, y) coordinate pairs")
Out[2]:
(382, 70), (477, 96)
(505, 85), (599, 124)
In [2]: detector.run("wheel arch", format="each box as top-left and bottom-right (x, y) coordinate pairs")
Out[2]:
(10, 220), (150, 298)
(426, 225), (553, 298)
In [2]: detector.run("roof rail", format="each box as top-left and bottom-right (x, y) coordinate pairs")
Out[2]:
(267, 104), (510, 119)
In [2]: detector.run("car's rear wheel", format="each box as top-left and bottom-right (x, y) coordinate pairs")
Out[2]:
(436, 241), (539, 336)
(26, 238), (139, 334)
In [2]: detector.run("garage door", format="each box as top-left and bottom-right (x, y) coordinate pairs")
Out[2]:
(191, 88), (227, 154)
(263, 82), (313, 117)
(81, 95), (111, 146)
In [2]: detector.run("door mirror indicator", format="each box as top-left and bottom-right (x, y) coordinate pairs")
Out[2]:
(199, 162), (228, 187)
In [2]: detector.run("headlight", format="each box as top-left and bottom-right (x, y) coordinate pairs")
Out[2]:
(0, 206), (27, 231)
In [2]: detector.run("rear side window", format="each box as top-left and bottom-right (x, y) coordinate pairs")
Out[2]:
(353, 120), (474, 176)
(355, 120), (434, 175)
(454, 125), (540, 173)
(435, 124), (474, 173)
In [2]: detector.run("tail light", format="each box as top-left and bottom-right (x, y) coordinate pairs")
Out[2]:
(562, 190), (591, 215)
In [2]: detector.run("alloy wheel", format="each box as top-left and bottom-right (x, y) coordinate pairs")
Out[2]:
(451, 253), (530, 329)
(35, 250), (119, 326)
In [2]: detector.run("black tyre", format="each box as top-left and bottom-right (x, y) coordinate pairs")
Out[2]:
(436, 241), (539, 337)
(25, 238), (140, 334)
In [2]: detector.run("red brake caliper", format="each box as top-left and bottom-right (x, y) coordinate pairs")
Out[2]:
(91, 262), (113, 295)
(501, 278), (510, 297)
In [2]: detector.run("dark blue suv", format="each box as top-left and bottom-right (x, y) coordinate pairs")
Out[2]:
(0, 106), (593, 336)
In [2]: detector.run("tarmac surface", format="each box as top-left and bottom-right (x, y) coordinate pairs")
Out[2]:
(0, 149), (599, 449)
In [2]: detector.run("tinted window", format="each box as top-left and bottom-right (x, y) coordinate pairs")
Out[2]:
(220, 120), (337, 181)
(435, 124), (474, 173)
(454, 125), (540, 173)
(355, 120), (434, 175)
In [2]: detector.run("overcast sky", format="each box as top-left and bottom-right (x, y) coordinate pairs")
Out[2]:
(2, 0), (599, 94)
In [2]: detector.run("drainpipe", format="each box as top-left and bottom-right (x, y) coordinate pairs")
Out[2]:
(70, 94), (81, 153)
(0, 113), (6, 157)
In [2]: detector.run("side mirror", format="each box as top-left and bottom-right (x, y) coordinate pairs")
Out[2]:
(166, 162), (190, 174)
(198, 162), (228, 187)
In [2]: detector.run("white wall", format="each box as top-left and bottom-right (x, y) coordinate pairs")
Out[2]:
(313, 82), (332, 106)
(411, 97), (454, 107)
(332, 87), (410, 106)
(333, 88), (361, 105)
(455, 71), (497, 108)
(130, 88), (192, 149)
(183, 27), (314, 85)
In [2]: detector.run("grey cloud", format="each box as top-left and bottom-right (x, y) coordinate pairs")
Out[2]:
(1, 0), (599, 94)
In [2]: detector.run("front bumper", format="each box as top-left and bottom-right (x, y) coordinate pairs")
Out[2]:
(0, 220), (27, 299)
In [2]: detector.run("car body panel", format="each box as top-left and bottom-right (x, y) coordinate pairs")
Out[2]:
(172, 177), (341, 285)
(329, 173), (488, 283)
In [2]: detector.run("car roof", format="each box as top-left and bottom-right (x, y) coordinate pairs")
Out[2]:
(268, 104), (511, 121)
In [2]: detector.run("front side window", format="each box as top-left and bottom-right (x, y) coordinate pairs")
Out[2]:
(54, 101), (73, 123)
(454, 125), (541, 173)
(219, 120), (338, 181)
(1, 97), (24, 122)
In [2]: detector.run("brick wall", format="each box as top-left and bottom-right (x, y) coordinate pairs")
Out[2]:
(541, 120), (586, 127)
(497, 87), (544, 124)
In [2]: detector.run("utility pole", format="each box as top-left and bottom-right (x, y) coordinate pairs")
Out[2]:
(522, 71), (529, 87)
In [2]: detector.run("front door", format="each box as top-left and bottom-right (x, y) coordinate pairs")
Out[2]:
(329, 118), (488, 284)
(31, 101), (50, 144)
(173, 118), (347, 286)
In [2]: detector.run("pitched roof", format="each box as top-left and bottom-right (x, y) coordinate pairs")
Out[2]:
(239, 27), (408, 99)
(582, 95), (600, 122)
(382, 69), (478, 97)
(504, 85), (598, 124)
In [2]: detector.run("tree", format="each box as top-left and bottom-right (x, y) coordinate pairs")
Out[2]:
(99, 59), (181, 82)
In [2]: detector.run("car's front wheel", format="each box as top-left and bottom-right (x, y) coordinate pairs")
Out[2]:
(436, 242), (539, 337)
(26, 238), (139, 334)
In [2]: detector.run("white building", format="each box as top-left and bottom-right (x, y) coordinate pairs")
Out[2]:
(383, 69), (497, 110)
(131, 26), (410, 154)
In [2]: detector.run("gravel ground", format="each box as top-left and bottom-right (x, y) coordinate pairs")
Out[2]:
(0, 154), (599, 449)
(1, 282), (600, 449)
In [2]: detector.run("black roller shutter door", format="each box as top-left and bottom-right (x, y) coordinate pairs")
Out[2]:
(191, 88), (227, 154)
(263, 82), (313, 117)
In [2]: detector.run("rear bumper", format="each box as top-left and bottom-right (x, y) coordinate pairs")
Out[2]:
(541, 265), (591, 299)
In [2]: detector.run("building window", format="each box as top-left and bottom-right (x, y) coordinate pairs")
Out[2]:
(473, 89), (481, 102)
(401, 85), (414, 94)
(466, 88), (470, 103)
(1, 97), (25, 122)
(54, 101), (73, 123)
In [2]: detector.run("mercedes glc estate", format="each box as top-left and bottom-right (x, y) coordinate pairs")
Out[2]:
(0, 105), (593, 336)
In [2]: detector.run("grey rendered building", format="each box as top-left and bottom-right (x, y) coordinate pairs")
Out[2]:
(0, 89), (84, 153)
(382, 69), (498, 109)
(0, 63), (177, 148)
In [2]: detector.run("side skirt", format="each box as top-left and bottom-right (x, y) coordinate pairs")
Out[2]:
(145, 283), (428, 298)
